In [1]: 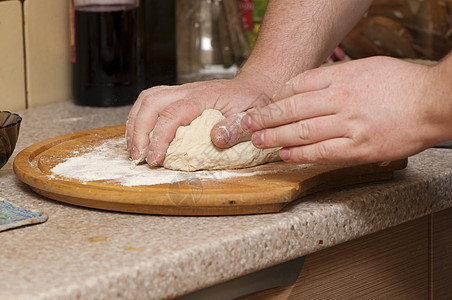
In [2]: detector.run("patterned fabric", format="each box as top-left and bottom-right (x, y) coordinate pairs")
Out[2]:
(0, 197), (47, 232)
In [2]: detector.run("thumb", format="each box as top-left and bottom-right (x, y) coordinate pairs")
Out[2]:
(211, 112), (252, 148)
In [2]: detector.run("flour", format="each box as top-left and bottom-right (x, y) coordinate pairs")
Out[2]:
(50, 138), (284, 187)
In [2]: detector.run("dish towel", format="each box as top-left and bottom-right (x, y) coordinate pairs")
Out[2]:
(0, 196), (48, 232)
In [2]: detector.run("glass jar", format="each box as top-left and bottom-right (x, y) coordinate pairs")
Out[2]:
(71, 0), (141, 107)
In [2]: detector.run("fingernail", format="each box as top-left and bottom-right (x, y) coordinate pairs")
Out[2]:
(146, 151), (156, 166)
(218, 126), (231, 144)
(280, 148), (290, 160)
(214, 136), (228, 148)
(146, 151), (162, 167)
(241, 115), (252, 132)
(252, 132), (263, 147)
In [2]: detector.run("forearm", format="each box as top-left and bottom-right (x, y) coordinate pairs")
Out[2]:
(238, 0), (373, 96)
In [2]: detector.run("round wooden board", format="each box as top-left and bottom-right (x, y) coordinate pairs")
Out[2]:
(13, 125), (408, 215)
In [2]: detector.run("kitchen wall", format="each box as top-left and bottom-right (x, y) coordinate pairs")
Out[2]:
(0, 0), (71, 111)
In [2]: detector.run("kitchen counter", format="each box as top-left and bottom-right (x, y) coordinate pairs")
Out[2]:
(1, 102), (451, 300)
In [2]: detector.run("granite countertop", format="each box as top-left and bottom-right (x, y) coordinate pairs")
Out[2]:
(1, 102), (451, 300)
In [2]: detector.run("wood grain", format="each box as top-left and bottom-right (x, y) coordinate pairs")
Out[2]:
(240, 217), (429, 299)
(13, 125), (408, 215)
(363, 16), (418, 58)
(432, 208), (452, 299)
(414, 0), (451, 59)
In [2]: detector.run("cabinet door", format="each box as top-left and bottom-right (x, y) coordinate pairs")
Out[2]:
(241, 217), (429, 299)
(433, 208), (452, 299)
(23, 0), (72, 107)
(0, 0), (26, 111)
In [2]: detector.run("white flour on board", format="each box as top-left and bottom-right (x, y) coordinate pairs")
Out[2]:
(50, 138), (297, 187)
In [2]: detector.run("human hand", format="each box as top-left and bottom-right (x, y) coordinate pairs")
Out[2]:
(126, 76), (277, 166)
(241, 56), (444, 163)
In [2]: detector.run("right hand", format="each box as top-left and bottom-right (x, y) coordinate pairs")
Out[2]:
(126, 75), (278, 167)
(241, 56), (451, 163)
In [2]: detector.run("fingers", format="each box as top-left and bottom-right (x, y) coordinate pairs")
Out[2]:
(126, 86), (188, 162)
(241, 67), (336, 133)
(146, 100), (205, 167)
(129, 104), (159, 161)
(272, 67), (332, 102)
(127, 86), (174, 150)
(250, 115), (343, 148)
(126, 92), (145, 153)
(210, 112), (252, 148)
(279, 138), (366, 163)
(241, 90), (337, 133)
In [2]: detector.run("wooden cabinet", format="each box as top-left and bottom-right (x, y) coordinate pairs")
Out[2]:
(0, 0), (72, 110)
(0, 0), (26, 111)
(241, 216), (429, 299)
(23, 0), (72, 107)
(240, 209), (452, 299)
(432, 208), (452, 299)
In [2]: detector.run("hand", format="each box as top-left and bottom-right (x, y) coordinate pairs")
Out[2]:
(241, 56), (444, 163)
(126, 76), (277, 166)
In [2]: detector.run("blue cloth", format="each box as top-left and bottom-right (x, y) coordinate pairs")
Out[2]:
(0, 197), (47, 232)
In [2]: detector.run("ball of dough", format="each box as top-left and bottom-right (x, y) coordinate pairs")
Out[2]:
(158, 109), (281, 171)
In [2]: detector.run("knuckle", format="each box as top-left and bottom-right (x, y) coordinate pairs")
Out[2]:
(248, 110), (265, 130)
(291, 148), (305, 163)
(159, 99), (192, 121)
(265, 129), (279, 146)
(140, 94), (155, 108)
(258, 110), (268, 129)
(160, 105), (179, 121)
(138, 86), (158, 99)
(296, 121), (311, 141)
(140, 86), (172, 104)
(316, 143), (332, 161)
(137, 90), (148, 100)
(282, 97), (298, 117)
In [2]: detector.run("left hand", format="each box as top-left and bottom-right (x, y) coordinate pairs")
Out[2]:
(126, 75), (277, 166)
(240, 56), (441, 163)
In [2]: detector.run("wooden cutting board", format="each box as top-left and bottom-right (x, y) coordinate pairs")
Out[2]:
(13, 125), (408, 215)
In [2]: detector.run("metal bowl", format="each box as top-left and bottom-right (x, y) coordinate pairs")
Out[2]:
(0, 111), (22, 170)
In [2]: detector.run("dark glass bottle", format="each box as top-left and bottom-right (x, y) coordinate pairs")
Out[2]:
(71, 0), (141, 107)
(139, 0), (176, 89)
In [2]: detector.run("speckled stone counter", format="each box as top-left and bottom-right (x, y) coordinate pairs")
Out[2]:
(1, 102), (451, 300)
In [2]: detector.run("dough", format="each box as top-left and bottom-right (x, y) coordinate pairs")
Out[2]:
(159, 109), (281, 171)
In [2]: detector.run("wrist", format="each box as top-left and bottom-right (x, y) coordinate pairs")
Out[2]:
(422, 55), (452, 145)
(234, 64), (282, 99)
